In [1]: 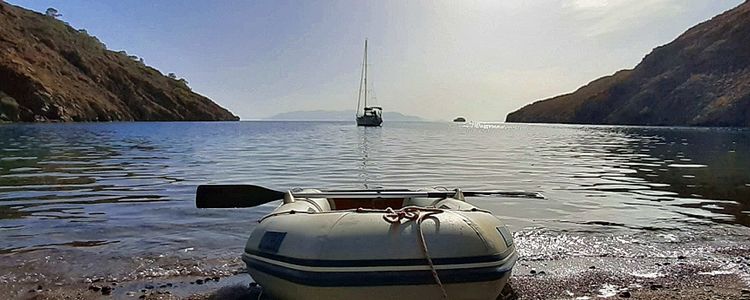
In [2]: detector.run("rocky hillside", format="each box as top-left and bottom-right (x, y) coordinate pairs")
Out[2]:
(506, 1), (750, 127)
(0, 3), (238, 122)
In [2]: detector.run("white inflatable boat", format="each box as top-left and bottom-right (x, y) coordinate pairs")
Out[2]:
(197, 186), (534, 300)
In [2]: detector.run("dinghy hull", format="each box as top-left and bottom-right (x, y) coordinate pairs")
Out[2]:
(242, 190), (517, 300)
(245, 268), (513, 300)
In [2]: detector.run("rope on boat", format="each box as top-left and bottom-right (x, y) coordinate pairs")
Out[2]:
(383, 206), (449, 300)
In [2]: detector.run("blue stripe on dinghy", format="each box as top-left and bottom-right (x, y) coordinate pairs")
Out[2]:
(244, 246), (515, 268)
(244, 253), (517, 287)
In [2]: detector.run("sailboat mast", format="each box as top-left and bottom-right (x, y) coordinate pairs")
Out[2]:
(356, 40), (366, 115)
(354, 39), (382, 127)
(363, 39), (368, 109)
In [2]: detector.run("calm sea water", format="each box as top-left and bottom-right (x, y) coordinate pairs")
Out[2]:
(0, 121), (749, 284)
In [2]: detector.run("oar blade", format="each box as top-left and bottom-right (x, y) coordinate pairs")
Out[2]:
(196, 185), (285, 208)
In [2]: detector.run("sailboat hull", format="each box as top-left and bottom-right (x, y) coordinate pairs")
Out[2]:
(356, 115), (383, 127)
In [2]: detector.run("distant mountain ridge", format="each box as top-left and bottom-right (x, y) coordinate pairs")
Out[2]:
(506, 1), (750, 127)
(0, 3), (237, 122)
(268, 110), (424, 121)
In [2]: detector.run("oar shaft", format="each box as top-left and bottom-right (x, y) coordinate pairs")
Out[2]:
(291, 191), (544, 199)
(291, 191), (438, 199)
(196, 184), (545, 209)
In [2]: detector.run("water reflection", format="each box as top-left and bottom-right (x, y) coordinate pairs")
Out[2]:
(593, 127), (750, 226)
(356, 126), (382, 189)
(0, 122), (748, 269)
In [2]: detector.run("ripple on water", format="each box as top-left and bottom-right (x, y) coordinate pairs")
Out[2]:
(0, 122), (748, 283)
(667, 163), (708, 168)
(0, 157), (37, 161)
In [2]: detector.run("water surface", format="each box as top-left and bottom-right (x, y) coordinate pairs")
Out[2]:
(0, 121), (748, 285)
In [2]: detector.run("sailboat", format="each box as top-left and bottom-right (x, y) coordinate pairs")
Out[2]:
(355, 39), (383, 127)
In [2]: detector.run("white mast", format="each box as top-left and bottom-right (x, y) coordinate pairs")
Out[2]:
(356, 39), (368, 116)
(364, 39), (368, 110)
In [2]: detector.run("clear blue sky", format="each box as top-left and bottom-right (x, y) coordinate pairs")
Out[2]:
(8, 0), (743, 121)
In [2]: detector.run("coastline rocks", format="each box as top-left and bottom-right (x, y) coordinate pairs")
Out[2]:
(0, 2), (238, 122)
(506, 1), (750, 127)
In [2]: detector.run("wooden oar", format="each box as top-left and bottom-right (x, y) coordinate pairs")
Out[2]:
(196, 184), (544, 208)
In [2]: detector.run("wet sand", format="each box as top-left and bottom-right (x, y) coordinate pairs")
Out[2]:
(6, 250), (750, 300)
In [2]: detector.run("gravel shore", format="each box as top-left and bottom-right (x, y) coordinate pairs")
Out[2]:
(9, 254), (750, 300)
(5, 226), (749, 300)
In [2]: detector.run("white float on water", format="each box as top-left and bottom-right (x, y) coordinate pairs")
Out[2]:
(197, 186), (536, 300)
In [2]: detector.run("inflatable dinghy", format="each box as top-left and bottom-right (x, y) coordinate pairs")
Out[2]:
(196, 186), (538, 300)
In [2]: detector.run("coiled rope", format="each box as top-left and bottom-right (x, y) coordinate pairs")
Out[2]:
(383, 206), (449, 300)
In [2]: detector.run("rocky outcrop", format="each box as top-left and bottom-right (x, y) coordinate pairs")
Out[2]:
(506, 1), (750, 127)
(0, 2), (238, 122)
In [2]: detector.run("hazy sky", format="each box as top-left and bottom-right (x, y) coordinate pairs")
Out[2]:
(9, 0), (743, 121)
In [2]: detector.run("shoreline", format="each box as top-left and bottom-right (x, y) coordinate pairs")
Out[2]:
(6, 254), (749, 300)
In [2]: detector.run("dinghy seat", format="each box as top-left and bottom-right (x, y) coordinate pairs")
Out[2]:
(404, 188), (468, 208)
(433, 198), (476, 210)
(402, 197), (441, 207)
(329, 198), (405, 210)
